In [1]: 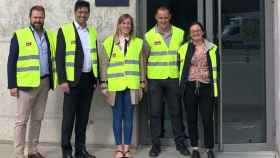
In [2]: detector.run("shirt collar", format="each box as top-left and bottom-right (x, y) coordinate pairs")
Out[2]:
(74, 20), (88, 31)
(155, 24), (172, 35)
(191, 39), (215, 53)
(119, 35), (130, 42)
(30, 26), (45, 35)
(115, 34), (130, 45)
(204, 39), (215, 51)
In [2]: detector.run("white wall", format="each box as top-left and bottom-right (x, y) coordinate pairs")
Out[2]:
(0, 0), (137, 145)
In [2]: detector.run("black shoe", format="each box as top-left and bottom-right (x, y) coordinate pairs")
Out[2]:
(75, 149), (96, 158)
(176, 143), (190, 156)
(63, 153), (74, 158)
(149, 145), (161, 157)
(207, 150), (215, 158)
(191, 150), (200, 158)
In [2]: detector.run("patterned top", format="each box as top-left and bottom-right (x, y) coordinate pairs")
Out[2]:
(188, 47), (210, 83)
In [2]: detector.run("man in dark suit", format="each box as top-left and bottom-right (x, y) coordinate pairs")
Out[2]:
(56, 1), (99, 158)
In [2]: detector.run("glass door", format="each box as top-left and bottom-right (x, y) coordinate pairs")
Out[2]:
(212, 0), (274, 151)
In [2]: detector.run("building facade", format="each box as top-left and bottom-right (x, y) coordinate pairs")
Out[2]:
(0, 0), (280, 156)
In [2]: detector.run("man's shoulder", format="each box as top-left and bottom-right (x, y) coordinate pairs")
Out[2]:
(60, 22), (74, 28)
(145, 26), (156, 37)
(132, 36), (143, 43)
(58, 23), (75, 38)
(171, 25), (184, 34)
(14, 27), (31, 35)
(59, 23), (75, 34)
(178, 42), (190, 53)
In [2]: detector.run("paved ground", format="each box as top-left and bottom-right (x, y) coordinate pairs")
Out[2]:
(0, 143), (276, 158)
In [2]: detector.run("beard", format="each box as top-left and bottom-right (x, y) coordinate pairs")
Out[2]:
(31, 22), (44, 32)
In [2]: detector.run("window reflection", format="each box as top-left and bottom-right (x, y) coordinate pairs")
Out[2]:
(222, 13), (260, 49)
(220, 0), (266, 144)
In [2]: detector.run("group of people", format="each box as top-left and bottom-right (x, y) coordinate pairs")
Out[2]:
(7, 1), (220, 158)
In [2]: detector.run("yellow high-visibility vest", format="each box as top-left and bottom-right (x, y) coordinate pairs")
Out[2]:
(103, 36), (143, 91)
(145, 26), (184, 79)
(15, 27), (57, 87)
(178, 42), (219, 97)
(61, 23), (98, 81)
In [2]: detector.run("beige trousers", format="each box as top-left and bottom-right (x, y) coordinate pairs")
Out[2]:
(14, 77), (50, 158)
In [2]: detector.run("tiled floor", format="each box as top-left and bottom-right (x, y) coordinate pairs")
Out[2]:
(0, 143), (276, 158)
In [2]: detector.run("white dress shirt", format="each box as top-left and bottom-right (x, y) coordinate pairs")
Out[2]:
(74, 21), (92, 72)
(119, 35), (130, 54)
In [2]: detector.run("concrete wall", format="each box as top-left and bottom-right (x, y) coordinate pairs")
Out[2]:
(0, 0), (137, 145)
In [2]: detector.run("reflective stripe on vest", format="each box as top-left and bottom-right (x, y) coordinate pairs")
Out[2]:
(178, 42), (219, 97)
(103, 36), (143, 91)
(61, 23), (98, 81)
(145, 26), (184, 79)
(209, 46), (219, 97)
(15, 27), (56, 87)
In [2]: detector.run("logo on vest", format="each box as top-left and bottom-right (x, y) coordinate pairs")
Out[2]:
(154, 41), (161, 45)
(71, 40), (76, 45)
(26, 42), (32, 46)
(112, 53), (117, 57)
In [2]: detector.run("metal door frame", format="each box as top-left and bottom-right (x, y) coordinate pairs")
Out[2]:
(215, 0), (275, 152)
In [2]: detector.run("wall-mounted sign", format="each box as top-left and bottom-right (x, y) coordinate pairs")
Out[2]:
(95, 0), (129, 6)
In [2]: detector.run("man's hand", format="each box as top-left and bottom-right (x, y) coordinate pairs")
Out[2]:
(10, 88), (18, 97)
(99, 83), (108, 89)
(101, 88), (110, 97)
(59, 82), (70, 94)
(141, 79), (148, 92)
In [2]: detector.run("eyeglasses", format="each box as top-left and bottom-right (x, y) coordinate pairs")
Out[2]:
(190, 29), (202, 33)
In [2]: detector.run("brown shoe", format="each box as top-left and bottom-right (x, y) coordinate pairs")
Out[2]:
(28, 152), (45, 158)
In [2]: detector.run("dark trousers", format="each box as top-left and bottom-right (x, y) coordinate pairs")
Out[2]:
(183, 81), (214, 149)
(112, 89), (134, 145)
(148, 78), (185, 146)
(61, 73), (95, 154)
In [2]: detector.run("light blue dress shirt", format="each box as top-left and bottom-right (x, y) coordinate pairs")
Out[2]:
(31, 27), (49, 77)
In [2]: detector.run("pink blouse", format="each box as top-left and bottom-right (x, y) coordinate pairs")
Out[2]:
(188, 49), (210, 83)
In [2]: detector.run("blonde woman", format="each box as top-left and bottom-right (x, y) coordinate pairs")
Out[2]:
(99, 14), (145, 158)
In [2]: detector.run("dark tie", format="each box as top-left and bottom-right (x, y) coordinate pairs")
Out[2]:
(124, 39), (128, 55)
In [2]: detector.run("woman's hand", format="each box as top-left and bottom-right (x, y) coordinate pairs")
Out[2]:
(99, 83), (110, 97)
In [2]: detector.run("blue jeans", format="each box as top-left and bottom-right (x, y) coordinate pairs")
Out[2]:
(112, 89), (134, 145)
